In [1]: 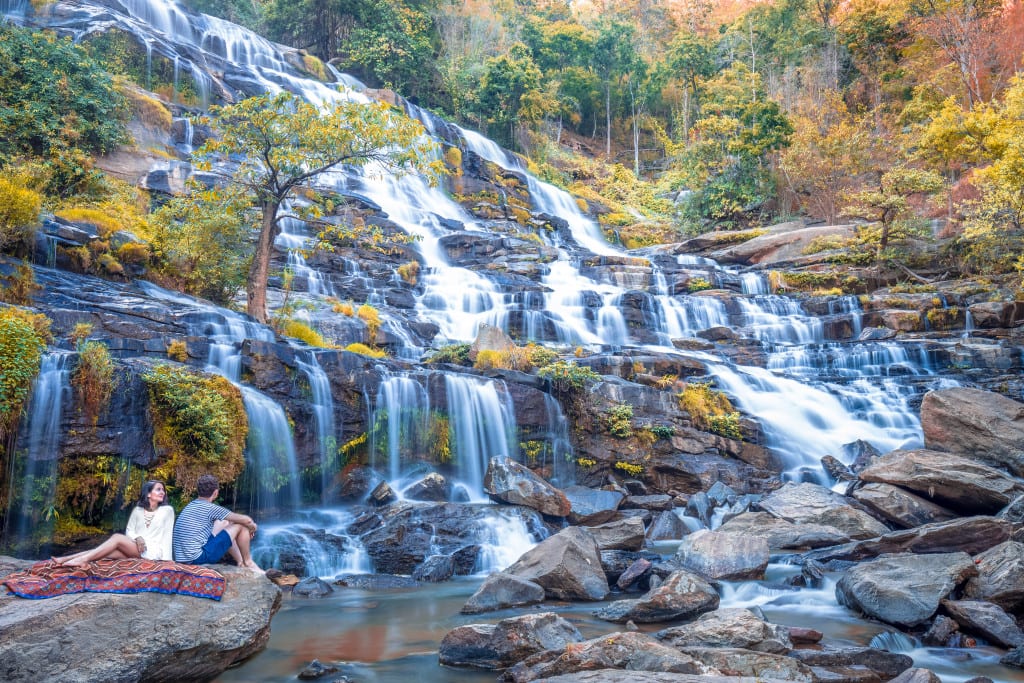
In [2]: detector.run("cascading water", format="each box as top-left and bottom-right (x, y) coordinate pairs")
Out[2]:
(295, 351), (336, 500)
(443, 374), (517, 501)
(2, 352), (72, 548)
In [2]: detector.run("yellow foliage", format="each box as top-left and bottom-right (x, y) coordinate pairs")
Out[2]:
(356, 304), (381, 340)
(444, 145), (463, 173)
(97, 252), (124, 277)
(122, 84), (173, 131)
(116, 241), (150, 265)
(0, 263), (40, 306)
(302, 53), (328, 81)
(166, 339), (188, 362)
(396, 260), (419, 285)
(614, 461), (644, 476)
(332, 300), (355, 316)
(344, 342), (387, 358)
(280, 319), (334, 348)
(678, 382), (738, 435)
(576, 457), (596, 468)
(473, 349), (504, 370)
(54, 207), (123, 239)
(0, 172), (42, 251)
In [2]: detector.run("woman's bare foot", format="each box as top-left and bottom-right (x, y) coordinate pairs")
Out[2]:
(50, 556), (65, 565)
(63, 556), (90, 568)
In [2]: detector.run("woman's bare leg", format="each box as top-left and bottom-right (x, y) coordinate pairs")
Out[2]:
(58, 534), (140, 567)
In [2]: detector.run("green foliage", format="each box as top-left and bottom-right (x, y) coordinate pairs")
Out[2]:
(0, 169), (43, 253)
(426, 343), (471, 366)
(604, 403), (634, 438)
(0, 24), (128, 196)
(538, 360), (601, 395)
(83, 29), (198, 105)
(842, 165), (944, 257)
(650, 425), (675, 440)
(142, 364), (248, 497)
(73, 340), (115, 425)
(707, 412), (743, 440)
(0, 309), (46, 438)
(687, 277), (713, 292)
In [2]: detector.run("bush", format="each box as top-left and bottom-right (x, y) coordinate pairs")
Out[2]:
(538, 361), (601, 395)
(604, 403), (634, 438)
(396, 260), (419, 285)
(0, 172), (42, 253)
(356, 304), (382, 341)
(344, 342), (387, 359)
(426, 343), (471, 365)
(678, 382), (742, 439)
(0, 308), (46, 437)
(0, 263), (40, 306)
(687, 277), (713, 293)
(142, 364), (248, 496)
(166, 339), (188, 362)
(332, 300), (355, 316)
(474, 349), (504, 370)
(280, 319), (333, 348)
(73, 340), (116, 424)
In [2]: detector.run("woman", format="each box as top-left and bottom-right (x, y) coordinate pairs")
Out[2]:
(52, 480), (175, 566)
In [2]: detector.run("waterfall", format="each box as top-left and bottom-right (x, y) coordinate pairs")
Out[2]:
(370, 374), (431, 483)
(2, 352), (72, 548)
(443, 374), (517, 501)
(295, 350), (335, 501)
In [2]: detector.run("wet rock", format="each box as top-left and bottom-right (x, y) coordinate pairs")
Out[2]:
(655, 608), (791, 654)
(685, 491), (712, 526)
(887, 668), (943, 683)
(923, 615), (960, 646)
(616, 558), (652, 590)
(0, 557), (280, 683)
(461, 572), (546, 614)
(671, 529), (769, 580)
(403, 472), (451, 502)
(921, 388), (1024, 477)
(835, 552), (977, 627)
(335, 467), (385, 503)
(293, 577), (334, 598)
(345, 510), (383, 536)
(843, 440), (883, 473)
(858, 327), (898, 341)
(438, 612), (583, 669)
(803, 516), (1012, 563)
(298, 659), (340, 680)
(594, 569), (719, 624)
(584, 517), (646, 551)
(647, 510), (692, 541)
(858, 449), (1024, 515)
(821, 455), (856, 484)
(502, 631), (706, 682)
(941, 600), (1024, 648)
(521, 673), (792, 683)
(563, 485), (625, 525)
(963, 542), (1024, 613)
(1003, 646), (1024, 668)
(851, 482), (958, 529)
(716, 512), (850, 551)
(412, 554), (455, 582)
(677, 647), (813, 682)
(624, 494), (676, 511)
(756, 482), (890, 540)
(506, 526), (609, 601)
(600, 550), (662, 585)
(369, 480), (398, 506)
(788, 647), (913, 678)
(999, 495), (1024, 523)
(484, 456), (571, 517)
(706, 481), (737, 506)
(788, 627), (823, 644)
(334, 574), (419, 589)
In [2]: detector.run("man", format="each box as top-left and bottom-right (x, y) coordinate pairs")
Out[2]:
(173, 474), (261, 571)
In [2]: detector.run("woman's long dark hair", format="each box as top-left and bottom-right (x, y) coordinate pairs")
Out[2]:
(136, 480), (170, 509)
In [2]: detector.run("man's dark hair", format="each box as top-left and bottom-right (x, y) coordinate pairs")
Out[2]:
(196, 474), (219, 498)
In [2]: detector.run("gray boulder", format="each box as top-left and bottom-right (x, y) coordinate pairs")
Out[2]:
(484, 456), (571, 517)
(527, 673), (793, 683)
(756, 482), (889, 539)
(835, 552), (977, 627)
(563, 485), (624, 525)
(647, 510), (692, 541)
(461, 572), (546, 614)
(403, 472), (451, 502)
(888, 670), (943, 683)
(0, 557), (280, 683)
(585, 517), (646, 551)
(941, 600), (1024, 649)
(787, 647), (913, 678)
(438, 612), (582, 669)
(921, 388), (1024, 477)
(594, 569), (719, 624)
(655, 608), (791, 654)
(716, 512), (849, 551)
(851, 482), (958, 529)
(411, 554), (455, 582)
(293, 577), (333, 598)
(963, 542), (1024, 613)
(506, 526), (609, 601)
(677, 648), (813, 682)
(858, 449), (1024, 515)
(671, 529), (769, 580)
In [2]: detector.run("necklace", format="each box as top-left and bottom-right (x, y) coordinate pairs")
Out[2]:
(143, 509), (156, 528)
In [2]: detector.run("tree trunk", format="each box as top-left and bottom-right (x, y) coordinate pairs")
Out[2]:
(246, 200), (280, 324)
(605, 85), (612, 159)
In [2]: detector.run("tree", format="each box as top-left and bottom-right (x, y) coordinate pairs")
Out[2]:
(191, 92), (441, 323)
(592, 20), (640, 158)
(842, 165), (944, 258)
(475, 43), (549, 148)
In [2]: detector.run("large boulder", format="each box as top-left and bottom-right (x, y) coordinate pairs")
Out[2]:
(0, 557), (280, 683)
(940, 600), (1024, 649)
(787, 647), (913, 679)
(524, 673), (793, 683)
(647, 510), (692, 541)
(835, 552), (977, 627)
(858, 449), (1024, 515)
(585, 517), (646, 551)
(962, 542), (1024, 613)
(655, 608), (792, 654)
(851, 482), (958, 529)
(461, 572), (546, 614)
(676, 648), (813, 682)
(503, 631), (708, 683)
(670, 530), (769, 580)
(756, 482), (889, 539)
(594, 569), (719, 624)
(563, 485), (625, 525)
(921, 388), (1024, 477)
(438, 612), (582, 669)
(484, 456), (571, 517)
(716, 512), (849, 551)
(506, 527), (609, 601)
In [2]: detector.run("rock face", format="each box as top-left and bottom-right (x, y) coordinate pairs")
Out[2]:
(670, 530), (769, 580)
(716, 512), (849, 550)
(0, 557), (281, 683)
(940, 600), (1024, 649)
(563, 485), (625, 525)
(594, 569), (719, 624)
(484, 456), (571, 517)
(585, 517), (646, 551)
(962, 542), (1024, 613)
(655, 608), (791, 654)
(851, 482), (958, 529)
(438, 612), (583, 669)
(921, 388), (1024, 477)
(757, 482), (889, 539)
(835, 552), (977, 627)
(506, 527), (609, 601)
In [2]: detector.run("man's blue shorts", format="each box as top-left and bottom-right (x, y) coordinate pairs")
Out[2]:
(189, 529), (232, 564)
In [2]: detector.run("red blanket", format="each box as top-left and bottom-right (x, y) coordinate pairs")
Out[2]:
(2, 558), (225, 600)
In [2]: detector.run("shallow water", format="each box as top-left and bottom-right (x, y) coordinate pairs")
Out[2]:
(216, 565), (1024, 683)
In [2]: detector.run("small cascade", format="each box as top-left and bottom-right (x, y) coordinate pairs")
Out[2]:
(540, 394), (575, 487)
(241, 388), (301, 511)
(370, 374), (431, 483)
(295, 350), (336, 500)
(277, 216), (335, 297)
(2, 352), (73, 548)
(963, 308), (974, 338)
(443, 374), (517, 501)
(474, 510), (544, 573)
(740, 272), (770, 295)
(737, 295), (824, 344)
(254, 509), (371, 577)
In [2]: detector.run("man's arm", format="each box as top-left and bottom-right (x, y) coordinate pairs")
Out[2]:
(225, 511), (257, 534)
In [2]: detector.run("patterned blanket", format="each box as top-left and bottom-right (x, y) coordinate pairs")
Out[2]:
(2, 558), (225, 600)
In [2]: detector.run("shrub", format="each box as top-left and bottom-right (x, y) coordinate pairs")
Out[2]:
(396, 260), (419, 285)
(96, 252), (125, 277)
(0, 308), (46, 437)
(356, 304), (381, 341)
(526, 343), (559, 368)
(426, 343), (471, 365)
(0, 172), (42, 252)
(474, 349), (504, 370)
(687, 277), (713, 293)
(166, 339), (188, 362)
(444, 145), (463, 172)
(344, 342), (387, 358)
(499, 345), (532, 371)
(116, 241), (150, 265)
(142, 364), (247, 497)
(604, 403), (634, 438)
(614, 461), (644, 476)
(332, 300), (355, 316)
(0, 263), (40, 306)
(73, 340), (116, 424)
(69, 322), (94, 347)
(650, 425), (675, 439)
(576, 457), (596, 468)
(280, 319), (333, 348)
(678, 382), (742, 439)
(538, 361), (601, 395)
